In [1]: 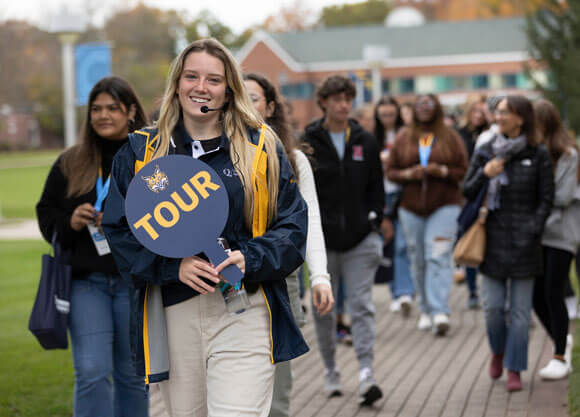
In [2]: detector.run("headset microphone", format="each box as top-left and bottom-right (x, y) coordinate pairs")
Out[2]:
(200, 105), (217, 113)
(200, 102), (229, 114)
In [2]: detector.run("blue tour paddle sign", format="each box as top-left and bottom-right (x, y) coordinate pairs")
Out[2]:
(125, 155), (243, 285)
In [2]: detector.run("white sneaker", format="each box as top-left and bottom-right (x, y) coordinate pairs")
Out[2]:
(433, 313), (450, 336)
(417, 313), (432, 330)
(538, 359), (571, 380)
(399, 295), (412, 317)
(323, 368), (343, 397)
(390, 298), (401, 313)
(565, 296), (578, 319)
(565, 334), (573, 367)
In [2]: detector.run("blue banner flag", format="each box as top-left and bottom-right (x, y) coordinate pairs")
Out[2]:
(124, 155), (243, 285)
(75, 43), (112, 106)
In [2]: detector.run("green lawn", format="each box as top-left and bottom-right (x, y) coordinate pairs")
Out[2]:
(571, 321), (580, 417)
(0, 150), (61, 167)
(570, 265), (580, 417)
(0, 150), (60, 219)
(0, 240), (74, 417)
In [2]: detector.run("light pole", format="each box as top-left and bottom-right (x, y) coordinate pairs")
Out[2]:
(363, 45), (390, 104)
(50, 9), (86, 148)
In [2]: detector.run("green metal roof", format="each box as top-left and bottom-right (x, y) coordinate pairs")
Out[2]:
(268, 17), (527, 63)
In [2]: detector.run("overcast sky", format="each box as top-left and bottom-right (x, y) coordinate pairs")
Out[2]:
(1, 0), (363, 34)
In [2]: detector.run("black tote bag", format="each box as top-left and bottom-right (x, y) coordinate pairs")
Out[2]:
(28, 234), (71, 349)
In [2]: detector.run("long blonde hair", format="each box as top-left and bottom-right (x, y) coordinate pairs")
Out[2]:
(153, 38), (281, 228)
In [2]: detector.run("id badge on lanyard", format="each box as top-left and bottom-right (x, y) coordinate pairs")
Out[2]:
(88, 171), (111, 256)
(419, 134), (435, 167)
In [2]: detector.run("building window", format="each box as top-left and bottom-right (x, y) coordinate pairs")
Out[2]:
(516, 73), (530, 89)
(472, 75), (488, 89)
(399, 78), (415, 94)
(452, 76), (469, 90)
(435, 76), (452, 92)
(502, 73), (518, 88)
(280, 83), (315, 99)
(381, 79), (390, 94)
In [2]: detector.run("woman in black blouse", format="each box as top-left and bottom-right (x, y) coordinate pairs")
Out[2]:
(36, 76), (148, 416)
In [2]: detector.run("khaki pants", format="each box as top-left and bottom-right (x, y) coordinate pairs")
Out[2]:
(157, 289), (274, 417)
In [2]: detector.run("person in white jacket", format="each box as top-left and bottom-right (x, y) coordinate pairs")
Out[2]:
(244, 73), (334, 417)
(532, 99), (578, 380)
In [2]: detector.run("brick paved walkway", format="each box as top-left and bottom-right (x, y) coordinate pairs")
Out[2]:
(292, 283), (570, 417)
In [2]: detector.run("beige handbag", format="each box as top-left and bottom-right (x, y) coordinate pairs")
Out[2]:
(453, 200), (488, 268)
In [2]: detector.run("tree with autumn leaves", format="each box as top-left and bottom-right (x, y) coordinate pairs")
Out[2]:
(1, 0), (577, 146)
(525, 0), (580, 134)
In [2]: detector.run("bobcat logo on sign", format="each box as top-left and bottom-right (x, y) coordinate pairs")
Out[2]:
(142, 165), (169, 193)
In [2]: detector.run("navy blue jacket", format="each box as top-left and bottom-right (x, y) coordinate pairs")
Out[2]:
(102, 126), (309, 382)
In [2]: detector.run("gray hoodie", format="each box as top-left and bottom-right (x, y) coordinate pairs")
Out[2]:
(542, 147), (580, 254)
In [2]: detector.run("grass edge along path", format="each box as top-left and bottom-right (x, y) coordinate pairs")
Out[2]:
(570, 320), (580, 417)
(0, 240), (74, 417)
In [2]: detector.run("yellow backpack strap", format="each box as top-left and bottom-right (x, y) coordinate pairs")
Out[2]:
(134, 131), (160, 174)
(251, 124), (269, 238)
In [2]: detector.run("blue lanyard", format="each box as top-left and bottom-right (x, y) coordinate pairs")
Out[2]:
(94, 174), (111, 213)
(419, 134), (435, 167)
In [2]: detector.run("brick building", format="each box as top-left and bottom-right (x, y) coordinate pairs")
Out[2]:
(237, 17), (545, 130)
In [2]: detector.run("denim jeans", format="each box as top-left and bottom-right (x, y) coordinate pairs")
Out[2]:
(466, 267), (478, 296)
(385, 192), (414, 299)
(398, 205), (460, 315)
(69, 272), (148, 417)
(481, 275), (534, 371)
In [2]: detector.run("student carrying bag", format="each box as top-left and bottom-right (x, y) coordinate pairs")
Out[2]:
(453, 196), (487, 268)
(28, 232), (71, 349)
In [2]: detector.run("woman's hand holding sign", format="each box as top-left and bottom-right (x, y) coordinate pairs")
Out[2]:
(216, 250), (245, 275)
(179, 256), (221, 294)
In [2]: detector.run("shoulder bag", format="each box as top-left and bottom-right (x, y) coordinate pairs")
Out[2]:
(28, 232), (72, 349)
(453, 196), (488, 268)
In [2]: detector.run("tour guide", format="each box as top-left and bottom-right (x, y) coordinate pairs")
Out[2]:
(102, 38), (308, 416)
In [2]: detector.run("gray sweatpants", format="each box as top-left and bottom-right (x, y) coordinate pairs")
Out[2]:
(312, 232), (382, 373)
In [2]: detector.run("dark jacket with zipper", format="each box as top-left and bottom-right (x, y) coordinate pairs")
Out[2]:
(302, 118), (384, 252)
(36, 139), (126, 278)
(462, 140), (554, 280)
(102, 125), (309, 382)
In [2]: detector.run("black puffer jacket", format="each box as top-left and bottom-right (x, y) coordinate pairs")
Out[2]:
(463, 141), (554, 280)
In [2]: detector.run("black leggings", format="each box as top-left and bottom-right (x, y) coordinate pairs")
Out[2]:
(533, 246), (572, 356)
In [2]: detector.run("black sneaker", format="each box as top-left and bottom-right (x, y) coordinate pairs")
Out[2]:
(359, 376), (383, 406)
(336, 323), (353, 345)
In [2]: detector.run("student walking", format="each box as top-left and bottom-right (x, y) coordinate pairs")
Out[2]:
(303, 75), (385, 406)
(532, 99), (578, 380)
(387, 94), (468, 336)
(244, 72), (334, 417)
(457, 97), (489, 309)
(103, 38), (308, 417)
(374, 95), (414, 315)
(36, 76), (149, 417)
(463, 95), (554, 391)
